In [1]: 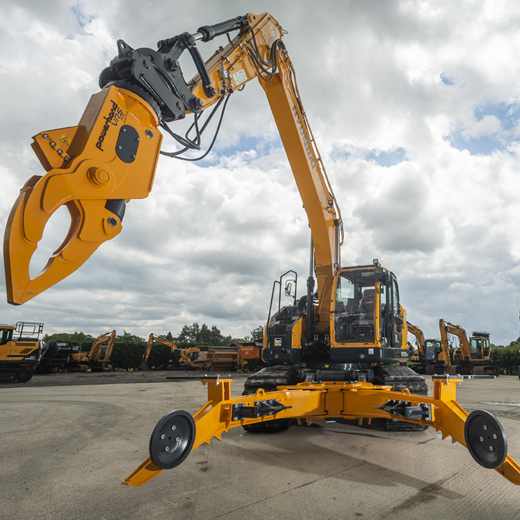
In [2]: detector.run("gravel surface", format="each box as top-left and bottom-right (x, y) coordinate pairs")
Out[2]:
(0, 369), (250, 388)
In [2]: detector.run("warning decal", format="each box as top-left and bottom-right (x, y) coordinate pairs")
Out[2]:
(60, 135), (70, 146)
(232, 69), (248, 86)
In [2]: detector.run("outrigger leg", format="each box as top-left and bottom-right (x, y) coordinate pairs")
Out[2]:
(123, 375), (520, 487)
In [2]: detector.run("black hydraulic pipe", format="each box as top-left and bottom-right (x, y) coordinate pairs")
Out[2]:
(197, 16), (248, 42)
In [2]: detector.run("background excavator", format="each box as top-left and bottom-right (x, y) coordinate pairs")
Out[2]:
(439, 319), (498, 376)
(408, 322), (450, 375)
(67, 330), (116, 372)
(7, 12), (520, 487)
(0, 322), (44, 383)
(139, 333), (178, 371)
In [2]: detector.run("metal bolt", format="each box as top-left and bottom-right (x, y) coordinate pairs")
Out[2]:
(58, 149), (63, 155)
(64, 157), (71, 162)
(107, 217), (118, 227)
(118, 145), (122, 150)
(122, 127), (127, 132)
(176, 437), (180, 443)
(165, 446), (170, 452)
(483, 425), (488, 430)
(145, 130), (153, 139)
(51, 142), (56, 147)
(171, 425), (176, 431)
(161, 434), (165, 440)
(43, 134), (49, 139)
(493, 434), (497, 439)
(480, 437), (484, 442)
(489, 446), (494, 452)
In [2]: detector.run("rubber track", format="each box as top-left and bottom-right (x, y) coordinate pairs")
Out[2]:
(242, 365), (299, 433)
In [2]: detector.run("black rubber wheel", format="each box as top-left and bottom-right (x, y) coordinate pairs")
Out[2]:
(17, 370), (32, 383)
(464, 410), (507, 469)
(149, 410), (196, 470)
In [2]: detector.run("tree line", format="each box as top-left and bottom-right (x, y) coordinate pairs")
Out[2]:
(491, 338), (520, 375)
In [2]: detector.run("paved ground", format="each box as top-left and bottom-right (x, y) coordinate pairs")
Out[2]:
(2, 372), (520, 520)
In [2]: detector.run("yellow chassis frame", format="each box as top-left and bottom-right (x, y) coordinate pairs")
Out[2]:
(123, 376), (520, 487)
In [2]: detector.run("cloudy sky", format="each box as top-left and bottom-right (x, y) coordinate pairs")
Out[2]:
(1, 0), (520, 345)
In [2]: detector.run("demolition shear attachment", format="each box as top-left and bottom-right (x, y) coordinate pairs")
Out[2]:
(4, 86), (162, 304)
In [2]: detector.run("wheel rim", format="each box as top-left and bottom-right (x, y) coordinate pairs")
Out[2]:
(464, 410), (507, 469)
(149, 410), (196, 469)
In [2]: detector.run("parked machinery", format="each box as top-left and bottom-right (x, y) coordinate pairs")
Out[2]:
(34, 341), (74, 374)
(67, 331), (116, 372)
(439, 320), (498, 376)
(408, 322), (450, 375)
(0, 322), (43, 383)
(228, 341), (264, 372)
(191, 345), (239, 371)
(139, 333), (178, 371)
(177, 347), (201, 369)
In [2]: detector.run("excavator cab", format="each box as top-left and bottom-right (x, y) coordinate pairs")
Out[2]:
(331, 264), (408, 364)
(0, 322), (44, 383)
(471, 332), (491, 360)
(424, 339), (442, 362)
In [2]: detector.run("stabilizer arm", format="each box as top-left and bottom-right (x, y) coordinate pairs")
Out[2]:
(122, 375), (520, 487)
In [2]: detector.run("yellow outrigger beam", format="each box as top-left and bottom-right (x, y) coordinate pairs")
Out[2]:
(123, 375), (520, 487)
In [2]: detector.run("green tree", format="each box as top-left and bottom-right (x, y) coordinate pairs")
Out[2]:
(177, 323), (201, 343)
(116, 330), (144, 342)
(176, 323), (228, 346)
(43, 331), (94, 343)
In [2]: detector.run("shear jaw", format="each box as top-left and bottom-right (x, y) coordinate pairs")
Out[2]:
(4, 85), (162, 305)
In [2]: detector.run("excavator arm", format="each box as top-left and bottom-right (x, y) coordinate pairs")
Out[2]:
(439, 319), (470, 363)
(407, 322), (425, 358)
(140, 333), (178, 370)
(88, 332), (112, 363)
(4, 12), (342, 335)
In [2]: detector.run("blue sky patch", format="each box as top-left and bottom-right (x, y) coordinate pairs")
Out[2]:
(194, 134), (282, 168)
(71, 4), (94, 32)
(440, 73), (454, 86)
(474, 101), (520, 131)
(446, 100), (520, 155)
(447, 132), (505, 155)
(366, 147), (407, 167)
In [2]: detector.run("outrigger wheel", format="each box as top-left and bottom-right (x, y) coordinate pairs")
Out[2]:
(464, 410), (507, 469)
(149, 410), (196, 469)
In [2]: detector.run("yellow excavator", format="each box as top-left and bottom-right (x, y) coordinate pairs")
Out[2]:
(408, 322), (450, 375)
(67, 330), (116, 372)
(139, 333), (178, 371)
(0, 322), (43, 383)
(3, 12), (520, 486)
(439, 319), (498, 376)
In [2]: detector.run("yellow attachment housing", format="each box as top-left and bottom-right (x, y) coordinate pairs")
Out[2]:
(4, 86), (162, 305)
